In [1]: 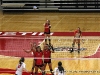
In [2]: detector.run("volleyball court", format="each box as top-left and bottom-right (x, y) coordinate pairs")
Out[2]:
(0, 32), (100, 75)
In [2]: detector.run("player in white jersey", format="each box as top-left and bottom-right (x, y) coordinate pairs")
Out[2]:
(54, 61), (65, 75)
(15, 57), (28, 75)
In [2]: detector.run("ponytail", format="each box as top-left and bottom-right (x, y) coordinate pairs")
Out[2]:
(19, 57), (25, 66)
(19, 59), (22, 66)
(58, 61), (64, 73)
(58, 66), (64, 73)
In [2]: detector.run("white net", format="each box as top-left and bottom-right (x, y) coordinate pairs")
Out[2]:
(0, 36), (100, 75)
(0, 36), (100, 58)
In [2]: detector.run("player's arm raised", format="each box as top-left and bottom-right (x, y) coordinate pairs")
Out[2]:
(23, 49), (32, 53)
(23, 42), (37, 53)
(31, 42), (37, 51)
(50, 45), (54, 53)
(32, 43), (37, 52)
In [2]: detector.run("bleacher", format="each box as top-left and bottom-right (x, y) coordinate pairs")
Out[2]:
(1, 0), (100, 11)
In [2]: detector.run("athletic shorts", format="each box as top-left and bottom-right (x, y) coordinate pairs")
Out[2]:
(35, 64), (44, 67)
(44, 59), (51, 63)
(44, 30), (50, 34)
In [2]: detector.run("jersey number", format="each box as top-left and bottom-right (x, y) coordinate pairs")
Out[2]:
(18, 65), (21, 68)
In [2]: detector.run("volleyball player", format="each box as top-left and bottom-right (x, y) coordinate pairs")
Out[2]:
(44, 20), (51, 45)
(33, 46), (45, 75)
(54, 61), (65, 75)
(43, 44), (54, 75)
(23, 43), (37, 75)
(15, 57), (28, 75)
(71, 27), (82, 53)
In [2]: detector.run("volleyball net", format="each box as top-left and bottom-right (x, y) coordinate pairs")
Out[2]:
(0, 36), (100, 58)
(0, 36), (100, 75)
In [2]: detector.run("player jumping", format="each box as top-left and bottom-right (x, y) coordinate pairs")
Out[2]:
(43, 44), (54, 75)
(33, 46), (45, 75)
(23, 43), (37, 75)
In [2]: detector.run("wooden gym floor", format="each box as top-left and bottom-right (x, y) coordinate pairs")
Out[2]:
(0, 11), (100, 75)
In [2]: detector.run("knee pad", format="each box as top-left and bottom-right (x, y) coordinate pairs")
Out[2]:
(45, 39), (47, 42)
(32, 66), (34, 70)
(48, 37), (51, 41)
(42, 71), (45, 75)
(78, 43), (80, 46)
(50, 69), (53, 71)
(50, 69), (53, 73)
(48, 39), (51, 41)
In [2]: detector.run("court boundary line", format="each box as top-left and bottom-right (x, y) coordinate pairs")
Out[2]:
(83, 44), (100, 58)
(1, 55), (100, 60)
(0, 36), (99, 39)
(1, 15), (15, 25)
(53, 15), (66, 28)
(0, 16), (5, 20)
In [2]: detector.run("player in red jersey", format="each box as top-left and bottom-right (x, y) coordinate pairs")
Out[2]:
(71, 27), (82, 53)
(23, 43), (37, 75)
(44, 20), (51, 45)
(24, 44), (44, 75)
(43, 44), (54, 75)
(34, 46), (45, 75)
